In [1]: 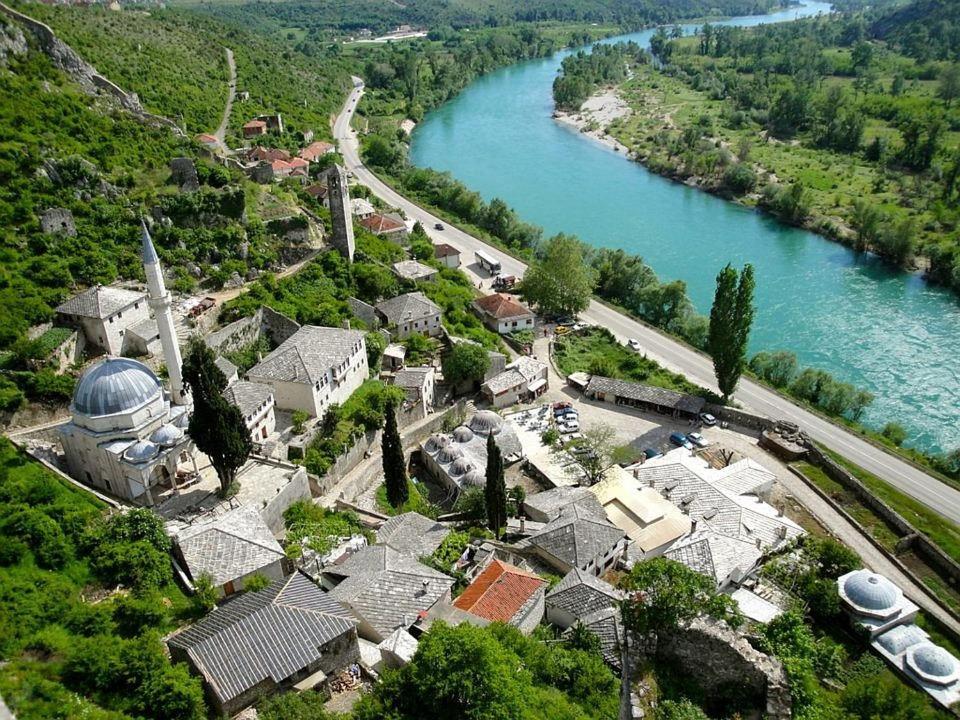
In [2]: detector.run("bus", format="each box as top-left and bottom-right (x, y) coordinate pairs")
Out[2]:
(474, 249), (501, 275)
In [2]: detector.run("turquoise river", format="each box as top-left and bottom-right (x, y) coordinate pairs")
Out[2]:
(409, 1), (960, 456)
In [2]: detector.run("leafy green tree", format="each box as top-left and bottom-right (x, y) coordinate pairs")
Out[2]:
(707, 263), (755, 402)
(485, 433), (507, 538)
(850, 198), (882, 252)
(442, 342), (490, 388)
(291, 410), (309, 435)
(259, 691), (339, 720)
(245, 573), (271, 592)
(749, 350), (797, 388)
(938, 64), (960, 107)
(382, 398), (409, 508)
(182, 336), (252, 497)
(881, 421), (908, 446)
(619, 557), (741, 638)
(559, 423), (633, 484)
(521, 234), (596, 318)
(192, 573), (219, 615)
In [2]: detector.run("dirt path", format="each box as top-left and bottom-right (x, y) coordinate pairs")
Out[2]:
(213, 47), (235, 152)
(207, 249), (321, 305)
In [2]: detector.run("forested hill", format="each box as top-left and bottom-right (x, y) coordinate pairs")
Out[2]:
(183, 0), (788, 36)
(871, 0), (960, 61)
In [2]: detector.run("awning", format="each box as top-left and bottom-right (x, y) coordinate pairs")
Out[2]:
(528, 378), (547, 393)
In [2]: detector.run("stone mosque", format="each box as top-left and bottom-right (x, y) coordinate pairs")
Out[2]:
(60, 222), (196, 505)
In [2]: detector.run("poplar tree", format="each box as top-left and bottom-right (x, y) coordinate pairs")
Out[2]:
(484, 433), (506, 538)
(182, 336), (252, 497)
(707, 263), (755, 403)
(382, 399), (408, 508)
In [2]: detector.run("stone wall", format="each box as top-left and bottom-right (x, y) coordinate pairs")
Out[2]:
(259, 463), (310, 534)
(656, 618), (791, 720)
(702, 402), (776, 432)
(348, 297), (379, 328)
(204, 307), (300, 355)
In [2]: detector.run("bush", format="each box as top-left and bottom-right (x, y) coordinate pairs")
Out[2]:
(881, 422), (908, 447)
(722, 163), (757, 194)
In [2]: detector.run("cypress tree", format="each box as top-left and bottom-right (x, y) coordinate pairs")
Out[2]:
(484, 433), (506, 538)
(707, 263), (755, 402)
(182, 336), (252, 497)
(382, 399), (408, 508)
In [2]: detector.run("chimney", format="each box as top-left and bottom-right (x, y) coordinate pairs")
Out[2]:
(755, 538), (762, 549)
(690, 518), (697, 533)
(343, 319), (351, 330)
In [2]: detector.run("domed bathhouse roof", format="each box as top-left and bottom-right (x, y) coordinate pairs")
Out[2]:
(437, 445), (463, 464)
(150, 423), (184, 447)
(424, 435), (442, 452)
(174, 412), (191, 429)
(839, 570), (902, 618)
(123, 440), (159, 463)
(73, 357), (163, 418)
(449, 457), (474, 477)
(452, 425), (474, 443)
(877, 624), (928, 656)
(461, 470), (484, 487)
(468, 410), (503, 436)
(907, 644), (960, 686)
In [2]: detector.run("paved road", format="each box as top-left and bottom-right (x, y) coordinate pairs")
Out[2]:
(333, 80), (960, 526)
(213, 47), (236, 152)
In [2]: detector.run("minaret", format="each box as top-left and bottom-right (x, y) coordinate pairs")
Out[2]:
(141, 220), (187, 405)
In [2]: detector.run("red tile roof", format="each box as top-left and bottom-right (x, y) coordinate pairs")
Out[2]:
(250, 147), (291, 163)
(359, 213), (406, 234)
(306, 183), (328, 198)
(434, 243), (460, 258)
(300, 141), (335, 162)
(243, 120), (267, 129)
(475, 293), (532, 320)
(195, 133), (219, 144)
(453, 560), (545, 623)
(288, 157), (309, 169)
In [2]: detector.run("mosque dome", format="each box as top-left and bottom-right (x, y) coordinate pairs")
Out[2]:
(461, 470), (485, 487)
(449, 457), (473, 476)
(123, 439), (159, 463)
(437, 445), (462, 464)
(150, 423), (184, 447)
(73, 357), (163, 418)
(907, 644), (959, 685)
(174, 412), (191, 429)
(840, 570), (901, 616)
(452, 425), (474, 443)
(468, 410), (503, 436)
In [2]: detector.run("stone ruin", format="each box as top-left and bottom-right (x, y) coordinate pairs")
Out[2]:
(40, 207), (76, 236)
(169, 157), (200, 192)
(760, 419), (808, 462)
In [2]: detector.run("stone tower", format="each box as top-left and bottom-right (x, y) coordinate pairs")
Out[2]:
(141, 220), (187, 405)
(327, 164), (355, 263)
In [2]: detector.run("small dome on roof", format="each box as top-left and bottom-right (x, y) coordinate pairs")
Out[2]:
(150, 423), (184, 447)
(174, 412), (190, 429)
(73, 357), (163, 417)
(461, 470), (484, 487)
(841, 570), (900, 616)
(424, 435), (442, 452)
(124, 440), (159, 463)
(437, 445), (462, 464)
(877, 625), (927, 656)
(907, 644), (959, 684)
(452, 425), (474, 443)
(450, 457), (473, 476)
(469, 410), (503, 436)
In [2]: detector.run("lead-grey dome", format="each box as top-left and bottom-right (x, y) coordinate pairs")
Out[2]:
(150, 423), (184, 447)
(124, 439), (159, 463)
(841, 571), (900, 614)
(469, 410), (503, 436)
(437, 445), (462, 464)
(73, 358), (163, 417)
(452, 425), (474, 443)
(878, 624), (927, 655)
(449, 457), (473, 476)
(908, 644), (959, 684)
(461, 469), (484, 487)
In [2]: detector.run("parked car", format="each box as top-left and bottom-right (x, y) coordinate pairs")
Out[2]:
(560, 419), (581, 433)
(643, 448), (663, 460)
(669, 432), (693, 450)
(628, 338), (642, 351)
(434, 222), (445, 231)
(699, 412), (717, 426)
(687, 432), (709, 448)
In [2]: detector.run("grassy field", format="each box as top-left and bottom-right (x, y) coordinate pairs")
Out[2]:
(793, 459), (960, 613)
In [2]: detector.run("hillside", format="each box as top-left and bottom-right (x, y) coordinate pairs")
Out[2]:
(183, 0), (789, 36)
(872, 0), (960, 60)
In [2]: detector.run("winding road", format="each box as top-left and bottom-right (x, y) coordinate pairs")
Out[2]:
(334, 78), (960, 527)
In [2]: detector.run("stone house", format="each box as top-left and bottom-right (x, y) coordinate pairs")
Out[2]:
(433, 243), (461, 268)
(375, 292), (442, 340)
(359, 212), (408, 241)
(392, 259), (438, 283)
(453, 560), (546, 635)
(167, 572), (359, 716)
(473, 293), (536, 334)
(376, 511), (449, 557)
(393, 366), (436, 414)
(481, 356), (548, 408)
(223, 380), (276, 443)
(247, 326), (367, 419)
(56, 284), (149, 356)
(545, 567), (622, 630)
(523, 500), (627, 576)
(242, 119), (267, 138)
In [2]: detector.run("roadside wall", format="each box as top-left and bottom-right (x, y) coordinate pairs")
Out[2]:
(703, 403), (776, 432)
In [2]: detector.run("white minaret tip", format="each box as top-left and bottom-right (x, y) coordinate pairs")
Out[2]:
(141, 218), (159, 266)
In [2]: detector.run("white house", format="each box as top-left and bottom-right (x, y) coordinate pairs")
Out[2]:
(247, 326), (367, 419)
(56, 285), (150, 356)
(224, 380), (276, 443)
(393, 366), (435, 414)
(433, 243), (461, 269)
(473, 293), (536, 335)
(481, 356), (548, 408)
(375, 292), (442, 340)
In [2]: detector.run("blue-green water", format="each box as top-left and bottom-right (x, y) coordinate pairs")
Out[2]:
(409, 1), (960, 455)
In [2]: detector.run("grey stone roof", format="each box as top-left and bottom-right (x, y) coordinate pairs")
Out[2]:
(664, 530), (762, 585)
(327, 546), (454, 638)
(563, 606), (622, 669)
(528, 502), (625, 569)
(175, 506), (284, 587)
(72, 357), (163, 417)
(394, 367), (433, 390)
(224, 381), (274, 419)
(546, 567), (622, 620)
(523, 486), (593, 522)
(376, 292), (441, 326)
(215, 356), (239, 379)
(127, 317), (159, 341)
(376, 512), (450, 558)
(168, 572), (355, 707)
(392, 260), (437, 281)
(585, 375), (705, 414)
(56, 284), (146, 319)
(248, 325), (365, 384)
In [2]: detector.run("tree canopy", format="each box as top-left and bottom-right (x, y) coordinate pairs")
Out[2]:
(484, 433), (507, 538)
(442, 342), (490, 388)
(382, 398), (409, 508)
(707, 263), (755, 402)
(521, 234), (596, 318)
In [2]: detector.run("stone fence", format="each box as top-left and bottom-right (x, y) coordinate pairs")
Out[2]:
(702, 402), (777, 433)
